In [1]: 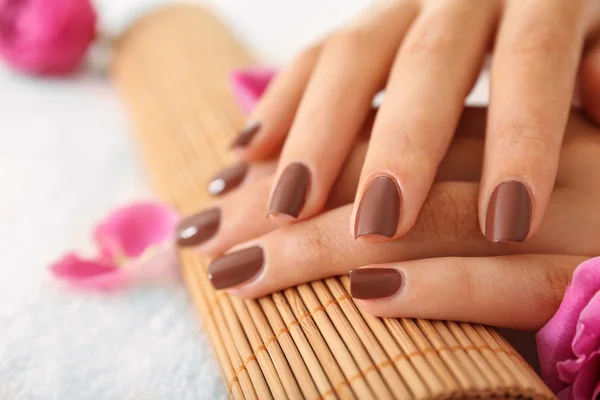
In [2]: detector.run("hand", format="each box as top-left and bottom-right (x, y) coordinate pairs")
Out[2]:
(228, 0), (600, 245)
(178, 108), (600, 330)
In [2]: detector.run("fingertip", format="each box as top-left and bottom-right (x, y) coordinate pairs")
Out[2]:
(349, 267), (404, 300)
(353, 175), (402, 240)
(483, 179), (533, 243)
(267, 162), (310, 219)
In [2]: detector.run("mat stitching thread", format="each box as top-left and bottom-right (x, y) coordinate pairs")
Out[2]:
(214, 291), (518, 395)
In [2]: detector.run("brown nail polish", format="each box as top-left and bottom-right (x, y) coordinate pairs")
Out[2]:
(349, 268), (403, 300)
(176, 208), (220, 247)
(355, 176), (401, 238)
(208, 163), (249, 196)
(230, 120), (261, 149)
(208, 246), (264, 290)
(267, 163), (310, 218)
(485, 180), (532, 243)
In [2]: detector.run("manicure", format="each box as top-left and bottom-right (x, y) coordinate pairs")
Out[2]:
(208, 246), (265, 290)
(208, 163), (249, 196)
(485, 180), (532, 243)
(349, 268), (403, 300)
(230, 120), (261, 149)
(268, 162), (310, 218)
(176, 208), (220, 247)
(355, 175), (401, 238)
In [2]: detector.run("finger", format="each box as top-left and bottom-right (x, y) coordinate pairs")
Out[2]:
(353, 0), (499, 241)
(208, 183), (514, 298)
(266, 0), (420, 220)
(229, 42), (321, 160)
(481, 0), (588, 243)
(349, 254), (586, 330)
(207, 159), (277, 197)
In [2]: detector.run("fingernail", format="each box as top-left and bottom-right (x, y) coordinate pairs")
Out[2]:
(208, 246), (264, 290)
(230, 120), (261, 149)
(349, 268), (403, 300)
(176, 208), (220, 247)
(355, 176), (401, 238)
(485, 180), (532, 243)
(208, 163), (249, 196)
(267, 162), (310, 218)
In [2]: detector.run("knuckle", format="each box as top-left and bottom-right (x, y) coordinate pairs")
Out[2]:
(414, 184), (477, 241)
(403, 24), (455, 60)
(508, 32), (558, 59)
(296, 222), (329, 267)
(393, 128), (442, 181)
(494, 120), (558, 156)
(453, 258), (479, 306)
(535, 263), (572, 314)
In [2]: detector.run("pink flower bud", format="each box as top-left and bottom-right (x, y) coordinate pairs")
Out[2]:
(0, 0), (97, 75)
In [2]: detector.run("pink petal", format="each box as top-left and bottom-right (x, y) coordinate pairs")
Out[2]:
(557, 387), (572, 400)
(537, 257), (600, 392)
(51, 253), (116, 278)
(50, 253), (128, 291)
(230, 67), (278, 112)
(558, 357), (586, 384)
(50, 245), (180, 291)
(94, 202), (180, 259)
(571, 350), (600, 400)
(572, 291), (600, 358)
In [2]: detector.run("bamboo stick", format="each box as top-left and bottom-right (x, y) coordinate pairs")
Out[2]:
(299, 283), (377, 399)
(241, 299), (306, 399)
(260, 296), (330, 399)
(279, 289), (355, 399)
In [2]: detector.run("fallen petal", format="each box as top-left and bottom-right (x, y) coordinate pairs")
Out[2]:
(50, 253), (127, 291)
(51, 253), (116, 279)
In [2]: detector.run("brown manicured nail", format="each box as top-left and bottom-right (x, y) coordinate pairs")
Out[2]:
(349, 268), (403, 300)
(230, 120), (261, 149)
(176, 208), (220, 247)
(208, 246), (264, 290)
(208, 163), (249, 196)
(267, 163), (309, 218)
(485, 180), (532, 243)
(355, 176), (401, 238)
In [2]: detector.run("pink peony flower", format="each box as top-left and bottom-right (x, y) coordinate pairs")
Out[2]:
(230, 67), (278, 112)
(0, 0), (97, 75)
(537, 257), (600, 400)
(50, 202), (181, 291)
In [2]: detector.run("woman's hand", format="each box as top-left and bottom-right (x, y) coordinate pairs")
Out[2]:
(228, 0), (600, 245)
(178, 108), (600, 329)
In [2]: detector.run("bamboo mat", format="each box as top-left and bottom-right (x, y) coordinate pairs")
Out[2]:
(110, 5), (555, 399)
